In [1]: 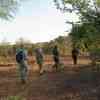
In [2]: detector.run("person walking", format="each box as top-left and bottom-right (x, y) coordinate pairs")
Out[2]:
(16, 44), (28, 84)
(35, 47), (44, 75)
(72, 47), (79, 65)
(52, 45), (60, 70)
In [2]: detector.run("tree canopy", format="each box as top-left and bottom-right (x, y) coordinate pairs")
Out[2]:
(0, 0), (25, 20)
(54, 0), (100, 51)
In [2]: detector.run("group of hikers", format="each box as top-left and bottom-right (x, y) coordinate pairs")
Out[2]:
(16, 44), (79, 84)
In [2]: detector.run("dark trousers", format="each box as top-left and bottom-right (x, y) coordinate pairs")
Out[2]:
(72, 55), (77, 65)
(53, 56), (59, 69)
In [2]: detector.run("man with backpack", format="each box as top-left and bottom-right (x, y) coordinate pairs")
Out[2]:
(16, 44), (28, 84)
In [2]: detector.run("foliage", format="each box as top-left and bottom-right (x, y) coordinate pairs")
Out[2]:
(54, 36), (72, 55)
(70, 22), (100, 51)
(0, 36), (72, 57)
(54, 0), (100, 51)
(36, 36), (72, 55)
(0, 0), (18, 20)
(0, 0), (26, 20)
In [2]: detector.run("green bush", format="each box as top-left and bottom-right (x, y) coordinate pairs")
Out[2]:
(89, 48), (100, 53)
(7, 96), (25, 100)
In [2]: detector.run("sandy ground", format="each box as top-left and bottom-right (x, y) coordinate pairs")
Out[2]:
(0, 56), (99, 100)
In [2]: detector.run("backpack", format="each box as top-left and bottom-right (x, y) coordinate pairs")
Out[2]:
(16, 51), (24, 63)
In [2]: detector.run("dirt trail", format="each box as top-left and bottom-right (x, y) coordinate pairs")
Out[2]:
(0, 56), (99, 100)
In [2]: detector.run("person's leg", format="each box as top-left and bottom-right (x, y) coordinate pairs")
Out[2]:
(55, 61), (59, 70)
(21, 68), (26, 84)
(73, 56), (77, 65)
(20, 62), (28, 84)
(39, 64), (42, 74)
(54, 56), (59, 70)
(39, 63), (42, 71)
(57, 57), (60, 70)
(18, 65), (25, 83)
(72, 55), (75, 65)
(24, 61), (28, 79)
(39, 62), (45, 75)
(37, 57), (43, 74)
(23, 67), (28, 83)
